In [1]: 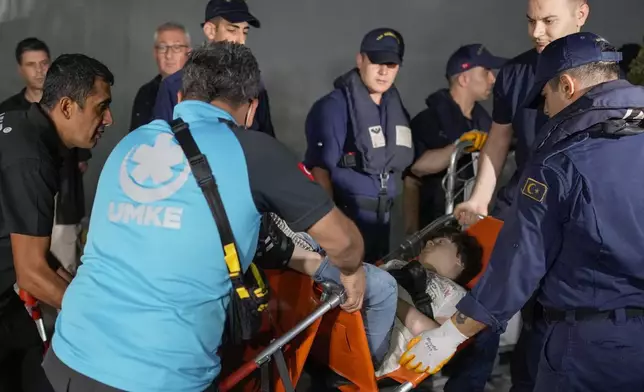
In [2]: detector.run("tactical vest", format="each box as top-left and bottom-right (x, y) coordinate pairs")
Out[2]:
(334, 69), (414, 179)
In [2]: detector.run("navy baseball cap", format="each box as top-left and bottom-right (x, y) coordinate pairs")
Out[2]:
(525, 32), (622, 109)
(360, 28), (405, 65)
(202, 0), (260, 28)
(446, 44), (507, 78)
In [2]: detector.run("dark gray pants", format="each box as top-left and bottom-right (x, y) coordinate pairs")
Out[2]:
(43, 349), (122, 392)
(43, 348), (220, 392)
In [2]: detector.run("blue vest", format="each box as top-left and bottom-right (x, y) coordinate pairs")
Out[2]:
(334, 69), (414, 177)
(52, 101), (261, 392)
(532, 80), (644, 311)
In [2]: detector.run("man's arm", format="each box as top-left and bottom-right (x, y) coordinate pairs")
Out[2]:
(397, 298), (440, 336)
(11, 234), (68, 308)
(1, 160), (69, 308)
(464, 66), (516, 209)
(468, 122), (513, 205)
(399, 159), (575, 374)
(410, 144), (457, 177)
(303, 98), (346, 198)
(455, 159), (574, 335)
(238, 130), (363, 275)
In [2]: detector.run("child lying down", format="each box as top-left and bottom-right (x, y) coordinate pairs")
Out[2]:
(261, 214), (482, 374)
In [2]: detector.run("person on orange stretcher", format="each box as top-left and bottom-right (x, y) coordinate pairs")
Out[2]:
(261, 213), (483, 373)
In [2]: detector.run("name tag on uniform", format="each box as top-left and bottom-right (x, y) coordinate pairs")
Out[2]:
(369, 126), (386, 148)
(396, 126), (412, 148)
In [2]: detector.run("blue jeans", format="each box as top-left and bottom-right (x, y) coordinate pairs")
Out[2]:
(313, 258), (397, 365)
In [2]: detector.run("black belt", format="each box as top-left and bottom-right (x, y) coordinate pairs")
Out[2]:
(543, 307), (644, 323)
(354, 196), (393, 213)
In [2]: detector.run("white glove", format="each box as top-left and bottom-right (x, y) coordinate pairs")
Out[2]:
(399, 319), (468, 374)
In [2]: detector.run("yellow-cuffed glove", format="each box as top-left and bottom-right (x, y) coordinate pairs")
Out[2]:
(399, 319), (468, 374)
(458, 130), (488, 152)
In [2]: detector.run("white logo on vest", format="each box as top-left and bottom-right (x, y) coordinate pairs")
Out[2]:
(109, 133), (190, 229)
(368, 125), (386, 148)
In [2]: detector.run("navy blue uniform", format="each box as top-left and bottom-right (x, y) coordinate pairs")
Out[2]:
(408, 89), (499, 392)
(408, 89), (492, 227)
(488, 49), (550, 391)
(151, 70), (275, 138)
(491, 49), (549, 216)
(304, 89), (403, 262)
(458, 79), (644, 391)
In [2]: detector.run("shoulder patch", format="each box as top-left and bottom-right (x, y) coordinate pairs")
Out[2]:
(522, 177), (548, 203)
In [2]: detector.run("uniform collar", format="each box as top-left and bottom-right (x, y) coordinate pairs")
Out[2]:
(172, 100), (237, 125)
(27, 103), (67, 166)
(535, 80), (644, 151)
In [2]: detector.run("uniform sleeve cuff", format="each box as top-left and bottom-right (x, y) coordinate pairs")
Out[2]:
(456, 293), (506, 334)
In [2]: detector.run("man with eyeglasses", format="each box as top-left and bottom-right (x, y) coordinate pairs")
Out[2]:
(129, 22), (191, 132)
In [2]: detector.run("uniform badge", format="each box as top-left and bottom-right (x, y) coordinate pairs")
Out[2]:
(522, 177), (548, 203)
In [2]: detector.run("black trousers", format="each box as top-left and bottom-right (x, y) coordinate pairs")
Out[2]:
(0, 289), (53, 392)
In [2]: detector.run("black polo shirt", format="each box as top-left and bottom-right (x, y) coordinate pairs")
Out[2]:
(129, 75), (162, 132)
(0, 88), (30, 113)
(0, 104), (63, 293)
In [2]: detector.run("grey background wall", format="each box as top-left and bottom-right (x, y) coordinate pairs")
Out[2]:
(1, 0), (642, 246)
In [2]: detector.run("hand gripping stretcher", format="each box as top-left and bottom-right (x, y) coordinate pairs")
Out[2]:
(217, 141), (505, 391)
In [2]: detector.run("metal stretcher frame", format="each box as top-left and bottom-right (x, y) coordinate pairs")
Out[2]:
(18, 140), (492, 390)
(218, 280), (346, 392)
(443, 139), (476, 215)
(217, 147), (503, 390)
(304, 214), (502, 392)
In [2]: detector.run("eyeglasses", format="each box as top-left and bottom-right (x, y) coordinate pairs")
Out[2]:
(155, 44), (189, 54)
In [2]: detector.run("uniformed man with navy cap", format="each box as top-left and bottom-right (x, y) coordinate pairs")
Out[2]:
(399, 32), (644, 392)
(304, 28), (413, 263)
(152, 0), (275, 137)
(405, 44), (506, 234)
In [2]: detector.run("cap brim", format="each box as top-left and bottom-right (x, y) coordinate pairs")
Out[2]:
(202, 11), (261, 28)
(365, 51), (402, 65)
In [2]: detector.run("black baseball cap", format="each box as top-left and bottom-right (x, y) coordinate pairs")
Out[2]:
(202, 0), (260, 28)
(446, 44), (507, 78)
(360, 28), (405, 65)
(524, 32), (622, 109)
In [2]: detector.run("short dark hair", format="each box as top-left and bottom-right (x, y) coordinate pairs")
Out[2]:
(429, 226), (483, 287)
(15, 37), (50, 64)
(181, 41), (261, 107)
(40, 54), (114, 110)
(548, 40), (620, 91)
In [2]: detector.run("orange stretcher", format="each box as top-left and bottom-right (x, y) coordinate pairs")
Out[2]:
(218, 214), (504, 391)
